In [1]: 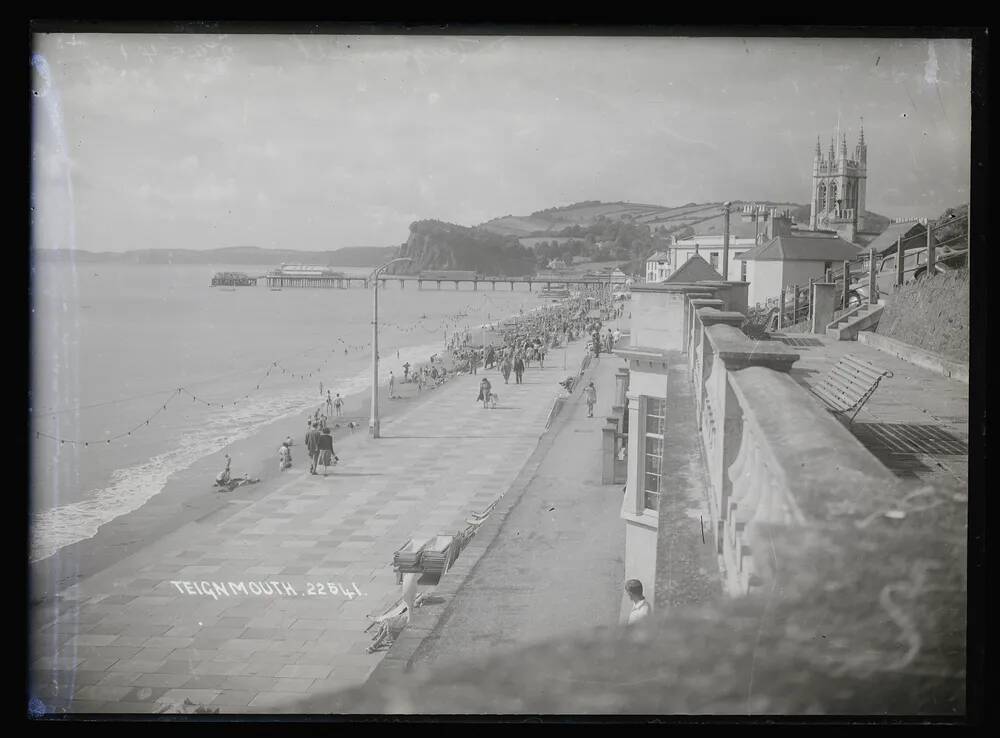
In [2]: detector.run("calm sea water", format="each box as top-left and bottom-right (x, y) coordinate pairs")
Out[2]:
(30, 261), (545, 562)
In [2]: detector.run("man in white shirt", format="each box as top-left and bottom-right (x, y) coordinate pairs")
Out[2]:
(625, 579), (652, 626)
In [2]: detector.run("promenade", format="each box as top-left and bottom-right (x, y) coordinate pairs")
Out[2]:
(389, 352), (627, 678)
(30, 340), (590, 714)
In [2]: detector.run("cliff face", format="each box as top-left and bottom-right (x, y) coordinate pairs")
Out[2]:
(388, 220), (536, 276)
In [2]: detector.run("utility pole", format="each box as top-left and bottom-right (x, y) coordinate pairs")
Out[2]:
(721, 201), (732, 280)
(896, 235), (904, 287)
(369, 257), (412, 439)
(926, 220), (936, 277)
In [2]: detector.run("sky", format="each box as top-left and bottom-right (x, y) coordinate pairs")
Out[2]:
(30, 34), (972, 252)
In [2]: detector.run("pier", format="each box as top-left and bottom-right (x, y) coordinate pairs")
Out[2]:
(259, 274), (620, 292)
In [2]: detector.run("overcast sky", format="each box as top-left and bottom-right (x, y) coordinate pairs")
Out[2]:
(31, 34), (972, 252)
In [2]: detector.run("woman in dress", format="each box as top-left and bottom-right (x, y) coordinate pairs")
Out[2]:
(279, 441), (292, 471)
(317, 426), (337, 476)
(501, 356), (512, 384)
(477, 377), (492, 409)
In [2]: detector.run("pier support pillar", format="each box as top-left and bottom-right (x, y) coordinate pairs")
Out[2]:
(437, 281), (442, 290)
(510, 282), (514, 291)
(473, 281), (477, 291)
(528, 281), (533, 291)
(418, 280), (423, 290)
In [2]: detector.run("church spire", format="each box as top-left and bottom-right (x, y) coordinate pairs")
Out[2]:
(855, 117), (867, 163)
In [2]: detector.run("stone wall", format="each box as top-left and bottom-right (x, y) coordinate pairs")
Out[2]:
(877, 268), (969, 362)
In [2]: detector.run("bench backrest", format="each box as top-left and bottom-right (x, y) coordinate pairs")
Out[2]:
(811, 354), (894, 419)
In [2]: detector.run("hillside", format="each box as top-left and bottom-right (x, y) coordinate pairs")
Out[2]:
(32, 245), (399, 267)
(386, 220), (535, 277)
(483, 200), (809, 243)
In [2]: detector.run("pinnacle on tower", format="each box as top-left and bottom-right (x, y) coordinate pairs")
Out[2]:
(815, 135), (821, 159)
(858, 117), (865, 146)
(840, 132), (848, 159)
(828, 136), (835, 161)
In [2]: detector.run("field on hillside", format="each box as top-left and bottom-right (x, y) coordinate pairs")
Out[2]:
(480, 200), (816, 240)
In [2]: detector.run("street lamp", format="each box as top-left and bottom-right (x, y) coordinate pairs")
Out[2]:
(369, 257), (413, 438)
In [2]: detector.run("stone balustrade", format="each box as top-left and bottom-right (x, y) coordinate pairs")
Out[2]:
(692, 309), (747, 431)
(686, 295), (902, 596)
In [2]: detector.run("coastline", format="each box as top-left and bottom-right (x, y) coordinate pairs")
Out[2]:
(30, 348), (464, 610)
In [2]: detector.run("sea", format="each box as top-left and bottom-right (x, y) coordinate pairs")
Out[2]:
(30, 261), (548, 563)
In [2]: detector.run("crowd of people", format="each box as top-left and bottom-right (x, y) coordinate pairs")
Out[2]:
(215, 292), (626, 489)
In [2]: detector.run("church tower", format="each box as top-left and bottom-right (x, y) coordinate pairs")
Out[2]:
(809, 120), (867, 241)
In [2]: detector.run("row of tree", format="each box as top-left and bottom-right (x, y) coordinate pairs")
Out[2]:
(528, 215), (678, 274)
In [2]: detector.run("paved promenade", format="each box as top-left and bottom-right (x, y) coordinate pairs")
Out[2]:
(779, 334), (968, 489)
(31, 341), (589, 714)
(398, 353), (627, 677)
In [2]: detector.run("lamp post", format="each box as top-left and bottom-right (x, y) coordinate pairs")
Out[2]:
(721, 201), (732, 280)
(369, 257), (413, 439)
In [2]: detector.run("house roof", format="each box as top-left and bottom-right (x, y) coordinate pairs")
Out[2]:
(738, 234), (863, 262)
(646, 251), (669, 261)
(663, 254), (724, 283)
(864, 220), (926, 255)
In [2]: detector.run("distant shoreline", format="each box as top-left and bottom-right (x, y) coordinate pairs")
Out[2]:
(31, 245), (399, 267)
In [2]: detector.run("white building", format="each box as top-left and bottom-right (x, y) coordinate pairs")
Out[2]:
(738, 233), (862, 307)
(669, 234), (758, 282)
(645, 251), (670, 283)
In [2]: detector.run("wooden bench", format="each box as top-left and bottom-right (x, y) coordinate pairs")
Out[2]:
(808, 354), (894, 424)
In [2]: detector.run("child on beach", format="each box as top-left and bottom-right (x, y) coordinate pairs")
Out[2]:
(334, 393), (344, 416)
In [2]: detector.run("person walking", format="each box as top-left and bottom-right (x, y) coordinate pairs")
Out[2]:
(334, 393), (343, 417)
(584, 381), (597, 417)
(501, 356), (512, 384)
(278, 441), (292, 472)
(388, 371), (397, 399)
(306, 421), (321, 474)
(403, 362), (411, 382)
(513, 353), (525, 385)
(477, 376), (492, 409)
(624, 579), (652, 626)
(325, 391), (334, 417)
(316, 425), (337, 476)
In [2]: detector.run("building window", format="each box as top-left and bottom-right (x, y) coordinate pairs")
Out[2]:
(643, 397), (665, 511)
(741, 260), (747, 281)
(709, 252), (719, 269)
